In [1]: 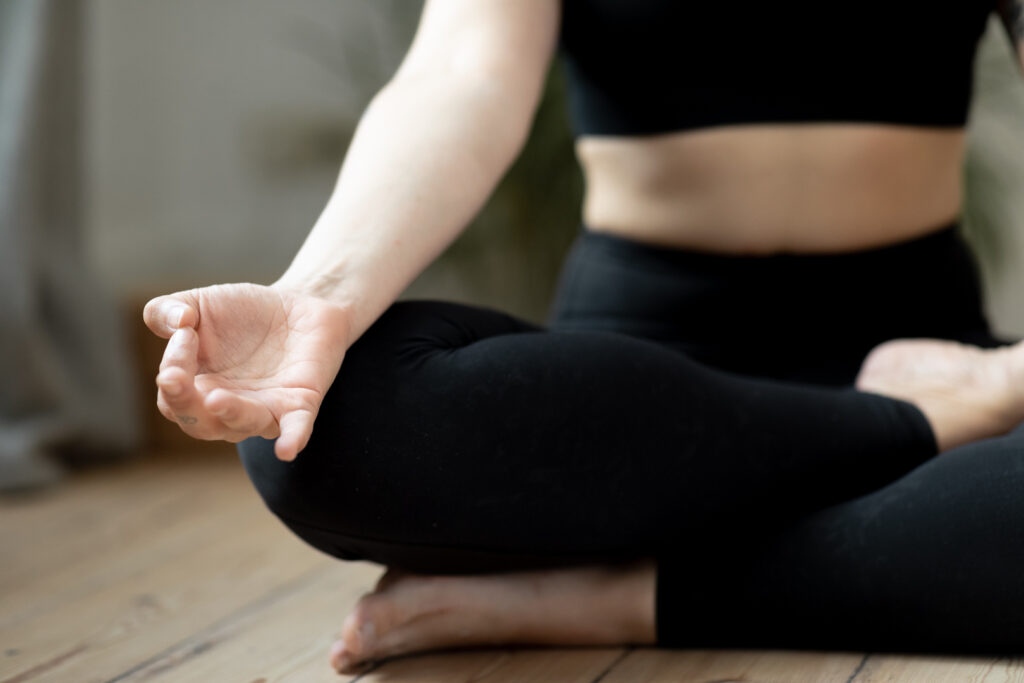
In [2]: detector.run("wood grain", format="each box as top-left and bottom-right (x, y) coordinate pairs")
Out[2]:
(3, 452), (1023, 682)
(853, 654), (1024, 682)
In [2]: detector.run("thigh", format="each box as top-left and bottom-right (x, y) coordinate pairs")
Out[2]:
(657, 424), (1024, 653)
(239, 299), (934, 574)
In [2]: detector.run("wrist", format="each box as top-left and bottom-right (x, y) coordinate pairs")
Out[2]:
(273, 266), (350, 301)
(269, 280), (359, 349)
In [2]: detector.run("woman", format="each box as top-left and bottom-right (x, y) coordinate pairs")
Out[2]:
(144, 0), (1024, 673)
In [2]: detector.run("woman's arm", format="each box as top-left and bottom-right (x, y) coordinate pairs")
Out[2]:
(143, 0), (560, 460)
(275, 0), (561, 346)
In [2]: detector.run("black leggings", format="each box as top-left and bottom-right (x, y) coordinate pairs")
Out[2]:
(239, 223), (1024, 653)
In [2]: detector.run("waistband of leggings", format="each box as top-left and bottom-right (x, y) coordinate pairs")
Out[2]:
(573, 219), (968, 277)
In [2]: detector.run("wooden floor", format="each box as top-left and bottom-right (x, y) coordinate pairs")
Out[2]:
(3, 452), (1023, 683)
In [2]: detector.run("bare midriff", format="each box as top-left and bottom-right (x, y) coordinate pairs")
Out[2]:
(576, 124), (967, 254)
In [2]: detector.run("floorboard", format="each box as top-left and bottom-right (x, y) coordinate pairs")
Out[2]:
(2, 451), (1021, 682)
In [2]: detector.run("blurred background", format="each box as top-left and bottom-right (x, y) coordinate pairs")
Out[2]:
(4, 0), (1024, 485)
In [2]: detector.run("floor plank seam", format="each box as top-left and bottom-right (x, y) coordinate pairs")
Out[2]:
(350, 660), (382, 681)
(101, 563), (333, 683)
(17, 455), (1024, 681)
(590, 647), (633, 682)
(845, 653), (871, 683)
(1, 644), (89, 683)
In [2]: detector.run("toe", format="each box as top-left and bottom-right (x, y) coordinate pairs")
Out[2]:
(330, 642), (376, 676)
(339, 610), (363, 658)
(327, 630), (368, 679)
(328, 639), (347, 671)
(338, 592), (395, 667)
(374, 567), (409, 593)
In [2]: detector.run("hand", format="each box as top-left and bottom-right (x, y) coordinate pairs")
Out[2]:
(143, 283), (351, 461)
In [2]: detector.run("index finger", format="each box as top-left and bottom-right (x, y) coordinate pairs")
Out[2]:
(143, 293), (200, 338)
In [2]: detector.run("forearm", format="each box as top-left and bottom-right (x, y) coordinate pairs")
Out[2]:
(274, 73), (536, 346)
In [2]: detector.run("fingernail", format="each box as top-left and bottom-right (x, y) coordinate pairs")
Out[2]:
(359, 620), (375, 643)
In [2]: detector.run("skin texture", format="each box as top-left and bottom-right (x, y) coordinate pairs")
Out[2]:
(330, 562), (658, 673)
(577, 125), (967, 254)
(144, 284), (350, 462)
(273, 0), (560, 345)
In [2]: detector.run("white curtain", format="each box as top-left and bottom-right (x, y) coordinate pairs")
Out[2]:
(0, 0), (139, 490)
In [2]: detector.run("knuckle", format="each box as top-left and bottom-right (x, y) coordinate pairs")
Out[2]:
(260, 423), (282, 440)
(229, 420), (260, 438)
(161, 393), (188, 410)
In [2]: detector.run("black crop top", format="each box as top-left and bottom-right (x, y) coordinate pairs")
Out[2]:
(559, 0), (995, 137)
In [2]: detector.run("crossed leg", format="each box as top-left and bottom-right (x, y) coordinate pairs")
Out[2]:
(234, 301), (1024, 672)
(333, 421), (1024, 671)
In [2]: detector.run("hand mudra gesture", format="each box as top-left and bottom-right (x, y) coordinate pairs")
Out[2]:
(143, 283), (351, 461)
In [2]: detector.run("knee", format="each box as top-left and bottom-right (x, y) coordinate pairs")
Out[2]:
(236, 436), (377, 563)
(237, 436), (306, 523)
(237, 434), (365, 540)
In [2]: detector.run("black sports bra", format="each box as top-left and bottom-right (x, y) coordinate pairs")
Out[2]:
(559, 0), (995, 137)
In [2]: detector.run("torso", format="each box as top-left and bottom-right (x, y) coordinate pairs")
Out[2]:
(577, 124), (967, 254)
(559, 0), (992, 254)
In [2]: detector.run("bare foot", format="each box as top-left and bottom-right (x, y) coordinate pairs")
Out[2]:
(329, 560), (656, 674)
(856, 338), (1024, 452)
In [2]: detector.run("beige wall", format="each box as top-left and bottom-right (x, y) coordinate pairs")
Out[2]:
(966, 18), (1024, 337)
(85, 0), (419, 293)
